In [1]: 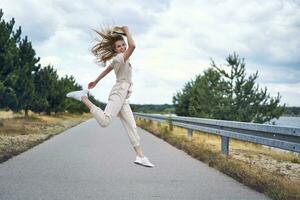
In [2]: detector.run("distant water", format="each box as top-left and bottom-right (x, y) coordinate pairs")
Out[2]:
(271, 116), (300, 128)
(164, 113), (300, 128)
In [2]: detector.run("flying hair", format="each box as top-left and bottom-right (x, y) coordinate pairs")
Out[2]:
(91, 24), (125, 67)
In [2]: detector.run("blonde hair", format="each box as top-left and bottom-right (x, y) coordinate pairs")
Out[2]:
(91, 26), (125, 66)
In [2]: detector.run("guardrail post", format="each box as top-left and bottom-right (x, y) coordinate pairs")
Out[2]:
(188, 128), (193, 140)
(166, 116), (173, 132)
(221, 136), (229, 155)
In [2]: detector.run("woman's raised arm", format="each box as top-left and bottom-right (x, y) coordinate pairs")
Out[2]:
(122, 26), (135, 62)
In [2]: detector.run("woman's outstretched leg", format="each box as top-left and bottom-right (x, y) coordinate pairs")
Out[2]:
(66, 90), (113, 127)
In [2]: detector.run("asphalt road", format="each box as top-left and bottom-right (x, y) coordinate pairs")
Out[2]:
(0, 118), (271, 200)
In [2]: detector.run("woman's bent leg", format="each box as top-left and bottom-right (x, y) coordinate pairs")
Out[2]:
(118, 101), (141, 147)
(90, 104), (113, 127)
(90, 91), (125, 128)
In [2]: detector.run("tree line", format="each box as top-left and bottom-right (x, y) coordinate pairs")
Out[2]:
(284, 107), (300, 116)
(0, 9), (104, 117)
(173, 52), (286, 123)
(131, 104), (174, 114)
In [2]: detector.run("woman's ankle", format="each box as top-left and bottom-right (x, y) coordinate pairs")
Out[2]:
(81, 96), (88, 101)
(82, 96), (95, 111)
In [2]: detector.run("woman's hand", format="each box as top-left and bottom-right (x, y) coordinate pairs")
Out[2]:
(88, 81), (97, 89)
(122, 26), (129, 33)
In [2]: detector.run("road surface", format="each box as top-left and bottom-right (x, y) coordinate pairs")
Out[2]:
(0, 118), (270, 200)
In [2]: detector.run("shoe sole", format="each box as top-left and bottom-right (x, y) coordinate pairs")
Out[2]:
(134, 161), (154, 168)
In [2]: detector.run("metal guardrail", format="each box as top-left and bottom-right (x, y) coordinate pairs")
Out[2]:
(133, 113), (300, 155)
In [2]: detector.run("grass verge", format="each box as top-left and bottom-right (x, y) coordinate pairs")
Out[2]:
(136, 118), (300, 200)
(0, 111), (92, 163)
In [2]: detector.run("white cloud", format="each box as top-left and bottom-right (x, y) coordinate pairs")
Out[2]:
(39, 56), (62, 67)
(262, 82), (300, 107)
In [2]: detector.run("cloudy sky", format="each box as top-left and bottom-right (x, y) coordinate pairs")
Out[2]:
(1, 0), (300, 106)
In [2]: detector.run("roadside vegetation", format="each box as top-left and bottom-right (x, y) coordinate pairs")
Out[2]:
(0, 110), (91, 163)
(136, 118), (300, 200)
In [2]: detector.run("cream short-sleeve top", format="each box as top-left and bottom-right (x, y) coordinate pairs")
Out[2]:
(111, 52), (132, 84)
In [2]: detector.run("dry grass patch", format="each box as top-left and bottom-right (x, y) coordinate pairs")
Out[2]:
(136, 118), (300, 200)
(170, 124), (300, 181)
(0, 110), (92, 163)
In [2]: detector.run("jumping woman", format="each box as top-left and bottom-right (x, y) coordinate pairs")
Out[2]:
(66, 25), (155, 168)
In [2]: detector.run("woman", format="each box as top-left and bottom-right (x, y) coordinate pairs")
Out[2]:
(66, 26), (155, 168)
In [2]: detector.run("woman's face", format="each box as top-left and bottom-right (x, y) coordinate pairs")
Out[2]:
(114, 40), (127, 53)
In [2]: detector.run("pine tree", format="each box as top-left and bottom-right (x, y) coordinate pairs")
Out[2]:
(32, 65), (65, 114)
(211, 52), (285, 123)
(14, 36), (40, 117)
(31, 65), (52, 113)
(189, 68), (230, 119)
(173, 52), (285, 123)
(0, 9), (21, 110)
(172, 80), (193, 116)
(61, 75), (88, 114)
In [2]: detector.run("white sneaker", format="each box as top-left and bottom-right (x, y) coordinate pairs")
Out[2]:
(66, 89), (89, 101)
(134, 156), (155, 168)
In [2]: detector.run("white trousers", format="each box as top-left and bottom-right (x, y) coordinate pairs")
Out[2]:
(90, 81), (140, 147)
